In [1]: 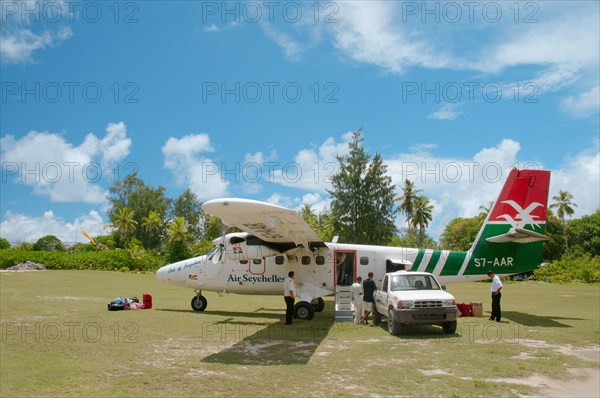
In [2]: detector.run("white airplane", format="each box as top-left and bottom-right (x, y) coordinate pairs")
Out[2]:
(156, 168), (551, 320)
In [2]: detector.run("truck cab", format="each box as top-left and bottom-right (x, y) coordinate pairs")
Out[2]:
(373, 271), (458, 335)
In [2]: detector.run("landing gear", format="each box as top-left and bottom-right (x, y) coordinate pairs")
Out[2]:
(191, 292), (207, 312)
(294, 301), (315, 320)
(311, 297), (325, 312)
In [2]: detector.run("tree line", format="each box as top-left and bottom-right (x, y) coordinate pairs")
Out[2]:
(1, 129), (597, 281)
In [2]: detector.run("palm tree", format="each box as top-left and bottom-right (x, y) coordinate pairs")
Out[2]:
(299, 204), (318, 229)
(550, 190), (577, 255)
(396, 179), (422, 234)
(167, 217), (192, 244)
(142, 210), (163, 248)
(411, 196), (434, 247)
(113, 207), (138, 240)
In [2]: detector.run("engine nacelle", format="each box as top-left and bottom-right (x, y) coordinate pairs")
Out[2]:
(212, 233), (280, 260)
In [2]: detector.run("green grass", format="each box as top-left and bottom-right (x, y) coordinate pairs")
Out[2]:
(1, 271), (598, 397)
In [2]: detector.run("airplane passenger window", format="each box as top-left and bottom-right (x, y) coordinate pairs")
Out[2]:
(275, 255), (284, 265)
(316, 256), (325, 265)
(240, 260), (248, 265)
(301, 256), (311, 265)
(360, 256), (369, 265)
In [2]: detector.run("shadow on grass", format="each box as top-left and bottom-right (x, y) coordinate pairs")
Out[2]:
(503, 311), (584, 327)
(372, 322), (461, 340)
(202, 316), (336, 365)
(155, 307), (285, 319)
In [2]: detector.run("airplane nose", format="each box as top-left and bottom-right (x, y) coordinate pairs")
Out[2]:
(156, 266), (166, 282)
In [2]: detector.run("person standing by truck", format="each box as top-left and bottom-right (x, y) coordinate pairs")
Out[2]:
(361, 272), (377, 325)
(487, 270), (503, 322)
(351, 276), (363, 324)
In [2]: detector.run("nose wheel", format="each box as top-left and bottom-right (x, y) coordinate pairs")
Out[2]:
(191, 293), (207, 312)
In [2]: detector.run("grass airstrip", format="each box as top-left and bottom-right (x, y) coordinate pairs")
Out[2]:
(1, 270), (598, 397)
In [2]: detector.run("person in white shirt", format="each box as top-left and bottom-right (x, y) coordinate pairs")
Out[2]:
(350, 276), (363, 324)
(283, 271), (296, 325)
(487, 270), (503, 322)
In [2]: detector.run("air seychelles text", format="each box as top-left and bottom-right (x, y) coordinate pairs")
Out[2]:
(228, 274), (285, 284)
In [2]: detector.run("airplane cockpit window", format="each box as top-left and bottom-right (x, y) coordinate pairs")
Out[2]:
(229, 236), (245, 244)
(205, 246), (219, 261)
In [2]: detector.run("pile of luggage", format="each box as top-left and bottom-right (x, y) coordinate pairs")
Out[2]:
(107, 294), (152, 311)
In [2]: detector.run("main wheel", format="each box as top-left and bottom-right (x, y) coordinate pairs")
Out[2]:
(312, 297), (325, 312)
(191, 295), (207, 311)
(387, 308), (401, 335)
(372, 309), (382, 326)
(442, 320), (457, 334)
(294, 301), (315, 320)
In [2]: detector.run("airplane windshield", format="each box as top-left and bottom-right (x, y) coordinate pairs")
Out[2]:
(390, 275), (441, 291)
(205, 246), (219, 261)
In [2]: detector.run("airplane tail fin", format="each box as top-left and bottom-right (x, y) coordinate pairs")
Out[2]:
(465, 168), (551, 275)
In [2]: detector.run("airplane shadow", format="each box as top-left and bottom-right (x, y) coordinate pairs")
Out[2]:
(155, 307), (284, 320)
(202, 316), (335, 366)
(502, 311), (584, 328)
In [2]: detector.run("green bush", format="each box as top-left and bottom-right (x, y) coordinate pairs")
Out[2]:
(0, 248), (167, 272)
(535, 252), (600, 283)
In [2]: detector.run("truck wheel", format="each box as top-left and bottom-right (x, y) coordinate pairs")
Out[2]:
(372, 309), (382, 326)
(442, 320), (457, 334)
(387, 308), (401, 335)
(294, 301), (315, 320)
(311, 297), (325, 312)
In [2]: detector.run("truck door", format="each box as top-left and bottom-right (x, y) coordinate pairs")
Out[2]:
(375, 275), (389, 313)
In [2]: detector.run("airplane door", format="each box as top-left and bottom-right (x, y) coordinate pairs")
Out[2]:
(334, 250), (356, 286)
(249, 258), (266, 275)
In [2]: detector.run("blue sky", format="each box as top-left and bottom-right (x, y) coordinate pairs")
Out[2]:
(1, 0), (599, 244)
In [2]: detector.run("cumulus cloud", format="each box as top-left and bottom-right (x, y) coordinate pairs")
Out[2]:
(0, 210), (106, 244)
(161, 134), (229, 200)
(0, 1), (74, 64)
(272, 132), (353, 192)
(561, 85), (600, 118)
(0, 122), (132, 203)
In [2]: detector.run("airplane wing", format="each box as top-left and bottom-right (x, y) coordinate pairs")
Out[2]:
(202, 198), (324, 250)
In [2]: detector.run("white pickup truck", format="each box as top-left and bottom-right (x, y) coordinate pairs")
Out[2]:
(372, 271), (458, 335)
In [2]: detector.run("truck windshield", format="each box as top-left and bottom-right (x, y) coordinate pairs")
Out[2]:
(390, 275), (441, 291)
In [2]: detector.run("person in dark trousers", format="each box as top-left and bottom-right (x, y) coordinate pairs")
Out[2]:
(488, 270), (503, 322)
(283, 271), (296, 325)
(361, 272), (377, 325)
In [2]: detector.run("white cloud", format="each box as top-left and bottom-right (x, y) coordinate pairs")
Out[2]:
(1, 0), (75, 64)
(161, 134), (229, 200)
(427, 104), (463, 121)
(561, 85), (600, 118)
(272, 132), (353, 192)
(330, 2), (453, 74)
(550, 142), (600, 217)
(0, 210), (106, 244)
(0, 122), (132, 203)
(262, 24), (304, 61)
